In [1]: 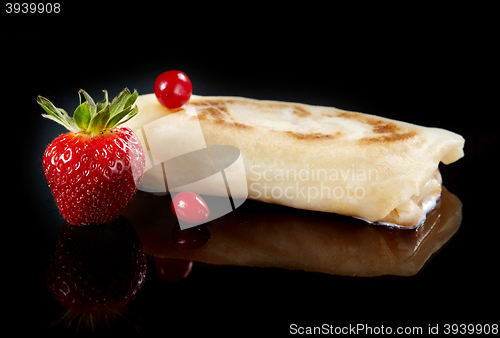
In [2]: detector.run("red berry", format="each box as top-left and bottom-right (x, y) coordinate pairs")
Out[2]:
(43, 128), (145, 225)
(171, 191), (210, 223)
(171, 223), (211, 250)
(38, 88), (145, 226)
(154, 70), (193, 109)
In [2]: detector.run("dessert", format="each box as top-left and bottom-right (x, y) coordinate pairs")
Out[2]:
(123, 93), (464, 228)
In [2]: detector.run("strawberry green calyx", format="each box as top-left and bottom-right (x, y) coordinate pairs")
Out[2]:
(38, 88), (139, 134)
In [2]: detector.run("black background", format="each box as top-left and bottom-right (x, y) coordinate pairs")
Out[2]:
(4, 6), (498, 336)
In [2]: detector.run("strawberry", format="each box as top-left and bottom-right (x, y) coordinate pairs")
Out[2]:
(38, 88), (146, 225)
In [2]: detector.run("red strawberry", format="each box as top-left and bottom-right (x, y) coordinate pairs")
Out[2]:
(39, 89), (146, 225)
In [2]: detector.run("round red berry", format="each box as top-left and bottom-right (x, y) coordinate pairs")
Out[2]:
(171, 191), (210, 223)
(154, 70), (193, 109)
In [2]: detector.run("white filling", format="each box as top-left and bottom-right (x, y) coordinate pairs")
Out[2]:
(356, 169), (442, 230)
(358, 192), (440, 230)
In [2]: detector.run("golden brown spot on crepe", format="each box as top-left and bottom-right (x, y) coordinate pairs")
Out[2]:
(215, 101), (229, 113)
(191, 99), (230, 122)
(292, 106), (311, 117)
(369, 121), (398, 134)
(337, 110), (414, 143)
(337, 111), (358, 119)
(360, 131), (417, 144)
(193, 101), (253, 129)
(198, 107), (226, 121)
(284, 131), (340, 140)
(338, 111), (399, 133)
(212, 119), (251, 128)
(228, 122), (252, 129)
(321, 112), (337, 118)
(170, 107), (185, 114)
(189, 100), (229, 113)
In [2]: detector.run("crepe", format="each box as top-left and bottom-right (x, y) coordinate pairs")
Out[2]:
(123, 94), (464, 228)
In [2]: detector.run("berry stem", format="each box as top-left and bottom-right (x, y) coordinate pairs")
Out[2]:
(38, 88), (139, 135)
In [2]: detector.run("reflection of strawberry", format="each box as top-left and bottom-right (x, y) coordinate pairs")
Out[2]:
(39, 89), (145, 225)
(45, 216), (147, 311)
(45, 216), (147, 335)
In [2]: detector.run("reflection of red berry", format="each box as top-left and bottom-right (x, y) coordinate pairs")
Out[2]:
(154, 70), (193, 109)
(45, 216), (147, 310)
(171, 191), (211, 223)
(39, 89), (145, 225)
(155, 258), (193, 282)
(171, 223), (211, 250)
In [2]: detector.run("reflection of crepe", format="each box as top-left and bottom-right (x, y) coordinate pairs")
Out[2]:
(123, 94), (464, 227)
(123, 187), (462, 277)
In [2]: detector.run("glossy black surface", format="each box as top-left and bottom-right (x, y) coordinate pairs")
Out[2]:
(7, 27), (497, 336)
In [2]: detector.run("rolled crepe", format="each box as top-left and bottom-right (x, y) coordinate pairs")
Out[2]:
(123, 94), (464, 228)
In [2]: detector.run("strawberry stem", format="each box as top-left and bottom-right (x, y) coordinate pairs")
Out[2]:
(38, 88), (139, 135)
